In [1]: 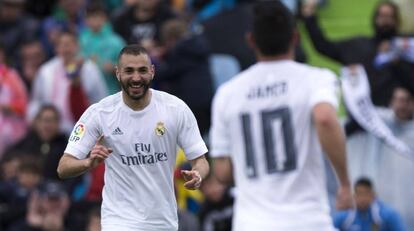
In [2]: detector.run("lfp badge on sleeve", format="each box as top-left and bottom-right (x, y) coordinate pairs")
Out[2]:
(69, 123), (86, 142)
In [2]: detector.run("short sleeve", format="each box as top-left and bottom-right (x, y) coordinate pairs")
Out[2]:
(64, 105), (101, 159)
(209, 86), (231, 158)
(177, 103), (208, 160)
(309, 69), (340, 110)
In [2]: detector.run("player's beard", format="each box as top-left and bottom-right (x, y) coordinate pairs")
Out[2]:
(120, 78), (152, 101)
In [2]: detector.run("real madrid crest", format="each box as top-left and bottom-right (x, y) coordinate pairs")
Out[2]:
(155, 122), (166, 136)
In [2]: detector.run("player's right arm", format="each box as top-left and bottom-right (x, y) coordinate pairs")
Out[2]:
(313, 102), (353, 210)
(310, 69), (353, 210)
(58, 136), (112, 179)
(57, 105), (109, 179)
(57, 154), (90, 179)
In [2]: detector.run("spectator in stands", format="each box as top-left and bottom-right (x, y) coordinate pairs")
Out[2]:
(388, 86), (414, 122)
(155, 18), (213, 135)
(8, 180), (71, 231)
(0, 156), (43, 230)
(0, 150), (21, 181)
(80, 2), (125, 94)
(0, 43), (28, 157)
(7, 105), (82, 203)
(28, 31), (107, 134)
(11, 105), (67, 181)
(198, 174), (233, 231)
(301, 1), (414, 135)
(0, 0), (39, 66)
(111, 0), (176, 46)
(40, 0), (86, 57)
(17, 39), (47, 92)
(334, 177), (406, 231)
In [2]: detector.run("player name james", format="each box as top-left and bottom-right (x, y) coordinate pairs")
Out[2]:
(247, 81), (287, 99)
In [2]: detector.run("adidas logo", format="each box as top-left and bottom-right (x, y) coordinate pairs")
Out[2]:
(112, 127), (123, 135)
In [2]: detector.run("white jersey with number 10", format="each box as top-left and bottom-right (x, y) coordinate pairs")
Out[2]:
(210, 60), (339, 231)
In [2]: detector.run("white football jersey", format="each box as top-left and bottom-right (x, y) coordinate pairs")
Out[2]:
(210, 60), (339, 231)
(65, 89), (208, 231)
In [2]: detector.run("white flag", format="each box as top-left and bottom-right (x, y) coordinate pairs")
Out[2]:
(341, 65), (414, 161)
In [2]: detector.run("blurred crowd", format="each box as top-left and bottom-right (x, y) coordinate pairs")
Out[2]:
(0, 0), (413, 230)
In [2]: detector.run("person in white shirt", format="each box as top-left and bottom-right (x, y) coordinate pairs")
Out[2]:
(57, 44), (209, 231)
(209, 1), (353, 231)
(28, 31), (107, 134)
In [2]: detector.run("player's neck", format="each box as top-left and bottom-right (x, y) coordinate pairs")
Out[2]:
(257, 52), (294, 62)
(122, 90), (152, 111)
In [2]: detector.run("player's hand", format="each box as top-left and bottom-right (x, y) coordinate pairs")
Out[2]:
(181, 170), (202, 190)
(336, 185), (354, 210)
(87, 135), (113, 168)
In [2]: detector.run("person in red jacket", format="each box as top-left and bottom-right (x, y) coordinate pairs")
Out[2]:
(0, 42), (28, 157)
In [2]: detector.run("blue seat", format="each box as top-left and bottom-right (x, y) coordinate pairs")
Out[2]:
(209, 54), (241, 91)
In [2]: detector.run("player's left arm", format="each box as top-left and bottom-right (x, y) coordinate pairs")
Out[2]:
(212, 156), (233, 184)
(181, 154), (209, 190)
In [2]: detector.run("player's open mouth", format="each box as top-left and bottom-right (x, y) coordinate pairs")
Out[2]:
(130, 84), (143, 89)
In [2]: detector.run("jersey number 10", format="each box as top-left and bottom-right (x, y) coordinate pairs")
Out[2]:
(241, 107), (297, 178)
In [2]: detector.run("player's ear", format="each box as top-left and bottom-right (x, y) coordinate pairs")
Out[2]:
(151, 64), (155, 80)
(245, 32), (256, 50)
(115, 65), (120, 81)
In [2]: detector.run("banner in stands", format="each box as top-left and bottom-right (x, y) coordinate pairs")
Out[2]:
(341, 65), (414, 161)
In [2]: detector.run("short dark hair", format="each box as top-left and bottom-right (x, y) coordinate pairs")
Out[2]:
(117, 44), (150, 63)
(58, 31), (78, 44)
(85, 2), (107, 16)
(355, 177), (373, 189)
(20, 38), (43, 49)
(160, 19), (187, 45)
(252, 0), (295, 56)
(35, 104), (61, 122)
